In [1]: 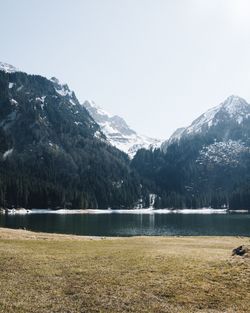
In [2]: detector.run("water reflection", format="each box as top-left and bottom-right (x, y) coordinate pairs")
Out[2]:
(0, 212), (249, 237)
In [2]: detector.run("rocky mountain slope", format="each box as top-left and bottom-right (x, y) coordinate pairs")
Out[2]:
(162, 95), (250, 152)
(0, 62), (144, 209)
(84, 100), (162, 158)
(133, 95), (250, 209)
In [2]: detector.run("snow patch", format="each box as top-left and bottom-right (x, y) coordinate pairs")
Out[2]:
(149, 194), (157, 208)
(112, 180), (124, 188)
(17, 85), (23, 92)
(3, 148), (13, 160)
(94, 130), (103, 139)
(197, 140), (249, 166)
(74, 121), (82, 126)
(36, 96), (46, 109)
(0, 62), (20, 73)
(10, 99), (18, 106)
(2, 207), (237, 215)
(55, 87), (72, 97)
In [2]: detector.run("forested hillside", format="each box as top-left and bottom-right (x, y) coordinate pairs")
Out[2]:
(0, 67), (144, 209)
(132, 96), (250, 210)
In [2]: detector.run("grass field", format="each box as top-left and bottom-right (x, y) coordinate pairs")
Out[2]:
(0, 228), (249, 313)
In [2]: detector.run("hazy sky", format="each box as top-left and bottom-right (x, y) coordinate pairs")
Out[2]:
(1, 0), (250, 139)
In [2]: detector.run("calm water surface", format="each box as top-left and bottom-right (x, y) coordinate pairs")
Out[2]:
(0, 212), (249, 236)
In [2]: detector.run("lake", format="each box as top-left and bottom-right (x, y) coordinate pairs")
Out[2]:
(0, 210), (249, 236)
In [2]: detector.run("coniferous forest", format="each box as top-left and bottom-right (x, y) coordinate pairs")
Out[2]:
(0, 70), (143, 209)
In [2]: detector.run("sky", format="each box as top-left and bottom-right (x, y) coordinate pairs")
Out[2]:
(1, 0), (250, 139)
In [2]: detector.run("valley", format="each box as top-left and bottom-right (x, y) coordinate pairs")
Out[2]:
(0, 62), (250, 210)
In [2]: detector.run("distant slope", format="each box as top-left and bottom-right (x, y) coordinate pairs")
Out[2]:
(84, 100), (162, 158)
(133, 95), (250, 209)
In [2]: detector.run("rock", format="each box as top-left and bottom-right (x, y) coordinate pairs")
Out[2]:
(232, 245), (249, 257)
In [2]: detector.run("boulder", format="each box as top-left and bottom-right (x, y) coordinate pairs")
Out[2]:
(232, 245), (249, 257)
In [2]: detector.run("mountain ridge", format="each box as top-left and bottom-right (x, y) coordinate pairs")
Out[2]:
(161, 95), (250, 152)
(84, 100), (162, 158)
(132, 95), (250, 210)
(0, 62), (145, 209)
(1, 61), (250, 210)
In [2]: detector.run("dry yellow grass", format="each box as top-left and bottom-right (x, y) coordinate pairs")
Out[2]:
(0, 228), (249, 313)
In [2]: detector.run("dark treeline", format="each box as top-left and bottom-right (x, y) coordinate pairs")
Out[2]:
(0, 142), (143, 210)
(132, 135), (250, 210)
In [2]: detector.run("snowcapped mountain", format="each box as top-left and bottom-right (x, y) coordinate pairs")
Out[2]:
(0, 63), (103, 153)
(0, 62), (20, 73)
(84, 100), (162, 157)
(133, 94), (250, 209)
(0, 62), (146, 209)
(184, 95), (250, 134)
(162, 95), (250, 152)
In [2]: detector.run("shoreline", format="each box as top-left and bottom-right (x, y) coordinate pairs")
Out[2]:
(0, 227), (249, 240)
(1, 207), (249, 215)
(0, 227), (115, 240)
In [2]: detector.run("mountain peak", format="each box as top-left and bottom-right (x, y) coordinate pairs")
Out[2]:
(162, 95), (250, 152)
(0, 62), (20, 73)
(186, 95), (250, 134)
(224, 94), (246, 103)
(222, 95), (249, 114)
(84, 100), (162, 157)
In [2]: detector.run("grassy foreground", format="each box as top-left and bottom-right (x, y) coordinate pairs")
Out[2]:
(0, 228), (249, 313)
